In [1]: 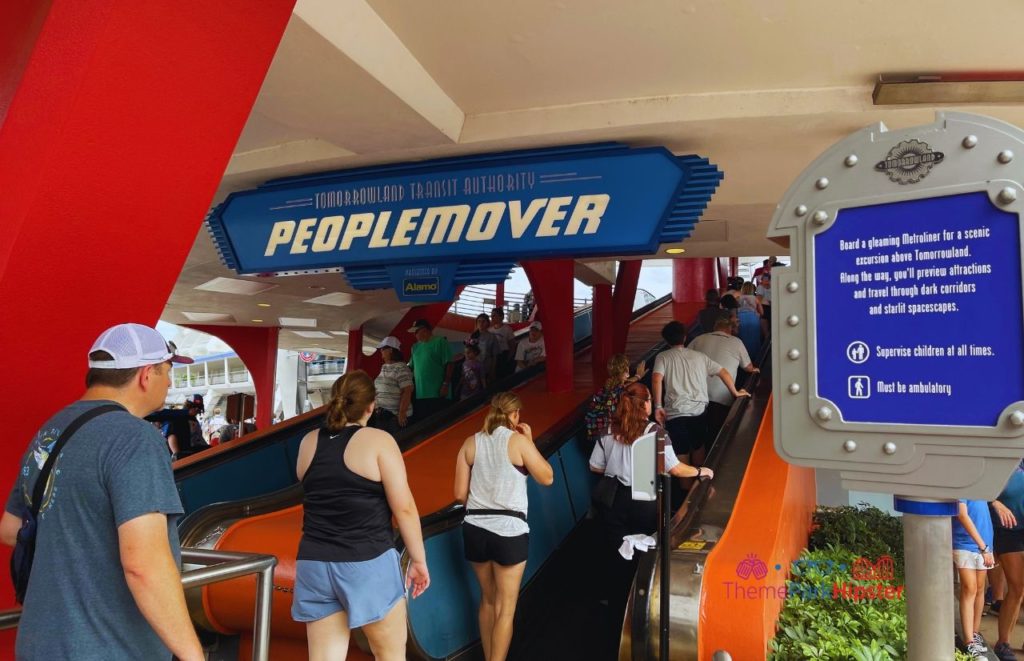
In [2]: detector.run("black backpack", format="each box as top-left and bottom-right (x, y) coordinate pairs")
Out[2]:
(11, 404), (121, 603)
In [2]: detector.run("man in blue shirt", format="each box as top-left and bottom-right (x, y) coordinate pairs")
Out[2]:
(0, 323), (203, 661)
(953, 500), (995, 657)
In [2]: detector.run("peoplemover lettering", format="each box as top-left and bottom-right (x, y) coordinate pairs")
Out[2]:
(263, 195), (611, 257)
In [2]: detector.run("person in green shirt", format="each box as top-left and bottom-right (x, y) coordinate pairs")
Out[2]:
(407, 319), (454, 420)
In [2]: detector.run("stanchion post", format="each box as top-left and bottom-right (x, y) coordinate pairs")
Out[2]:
(894, 497), (957, 661)
(658, 472), (671, 661)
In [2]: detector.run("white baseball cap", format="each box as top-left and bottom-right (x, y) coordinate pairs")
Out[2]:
(87, 323), (194, 369)
(377, 336), (401, 351)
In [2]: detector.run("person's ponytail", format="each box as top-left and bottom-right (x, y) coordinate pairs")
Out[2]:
(325, 370), (376, 432)
(483, 392), (522, 434)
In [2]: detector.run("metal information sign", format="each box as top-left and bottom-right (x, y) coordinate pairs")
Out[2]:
(769, 112), (1024, 500)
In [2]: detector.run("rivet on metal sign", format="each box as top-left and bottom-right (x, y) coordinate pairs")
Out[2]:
(998, 187), (1018, 205)
(786, 282), (799, 293)
(1010, 410), (1024, 427)
(844, 155), (859, 167)
(963, 135), (978, 149)
(843, 440), (857, 453)
(788, 383), (801, 394)
(787, 315), (800, 326)
(787, 349), (800, 360)
(817, 407), (832, 421)
(811, 210), (829, 225)
(883, 442), (898, 455)
(794, 204), (808, 217)
(998, 150), (1015, 164)
(815, 177), (830, 190)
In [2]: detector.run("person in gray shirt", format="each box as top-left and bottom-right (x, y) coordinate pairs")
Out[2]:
(0, 323), (203, 661)
(652, 321), (748, 473)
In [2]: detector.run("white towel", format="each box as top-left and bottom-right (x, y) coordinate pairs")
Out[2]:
(618, 534), (657, 560)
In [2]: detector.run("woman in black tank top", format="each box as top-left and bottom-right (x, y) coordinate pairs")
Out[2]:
(292, 370), (430, 660)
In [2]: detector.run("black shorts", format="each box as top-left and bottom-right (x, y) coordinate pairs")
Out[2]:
(665, 413), (709, 454)
(995, 526), (1024, 555)
(463, 522), (529, 566)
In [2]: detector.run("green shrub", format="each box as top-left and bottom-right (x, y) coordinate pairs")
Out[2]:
(770, 505), (913, 660)
(768, 546), (907, 661)
(810, 504), (904, 581)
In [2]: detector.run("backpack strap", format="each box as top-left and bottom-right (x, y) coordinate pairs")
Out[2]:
(29, 404), (123, 516)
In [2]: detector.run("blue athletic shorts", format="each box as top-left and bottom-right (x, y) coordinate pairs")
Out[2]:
(291, 548), (405, 627)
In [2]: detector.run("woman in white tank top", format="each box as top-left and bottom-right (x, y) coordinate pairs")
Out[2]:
(454, 392), (553, 661)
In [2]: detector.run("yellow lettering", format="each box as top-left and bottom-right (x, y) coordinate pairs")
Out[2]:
(565, 194), (609, 235)
(391, 208), (423, 247)
(339, 213), (374, 250)
(508, 199), (547, 239)
(537, 196), (572, 237)
(367, 212), (391, 248)
(265, 220), (296, 256)
(465, 202), (505, 242)
(311, 216), (344, 252)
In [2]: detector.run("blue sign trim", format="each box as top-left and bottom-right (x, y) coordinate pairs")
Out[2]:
(893, 497), (957, 516)
(205, 143), (722, 300)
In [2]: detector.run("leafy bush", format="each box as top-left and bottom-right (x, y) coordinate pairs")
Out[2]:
(810, 504), (904, 581)
(770, 505), (914, 660)
(768, 546), (907, 660)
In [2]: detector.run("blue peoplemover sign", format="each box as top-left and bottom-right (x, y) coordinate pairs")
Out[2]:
(815, 192), (1024, 426)
(207, 143), (722, 301)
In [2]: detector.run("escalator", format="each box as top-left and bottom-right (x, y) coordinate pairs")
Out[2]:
(173, 297), (674, 658)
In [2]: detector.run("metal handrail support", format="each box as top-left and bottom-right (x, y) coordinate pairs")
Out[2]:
(0, 548), (278, 661)
(181, 548), (277, 661)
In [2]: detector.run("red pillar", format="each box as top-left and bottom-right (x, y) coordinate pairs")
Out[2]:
(495, 282), (505, 309)
(672, 258), (718, 323)
(611, 260), (642, 354)
(729, 257), (740, 280)
(717, 258), (728, 290)
(0, 0), (294, 607)
(347, 326), (365, 373)
(592, 283), (613, 388)
(522, 259), (574, 393)
(188, 325), (279, 432)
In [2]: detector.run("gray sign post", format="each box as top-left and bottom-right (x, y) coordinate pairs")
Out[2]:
(768, 112), (1024, 659)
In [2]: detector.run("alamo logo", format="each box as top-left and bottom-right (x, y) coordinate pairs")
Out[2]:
(403, 277), (439, 295)
(874, 139), (945, 185)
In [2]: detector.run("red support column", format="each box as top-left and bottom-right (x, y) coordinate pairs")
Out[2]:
(188, 325), (279, 432)
(592, 283), (613, 388)
(611, 260), (642, 354)
(522, 259), (574, 394)
(672, 258), (718, 323)
(729, 257), (740, 280)
(717, 257), (728, 290)
(346, 326), (365, 373)
(495, 282), (505, 310)
(0, 0), (294, 608)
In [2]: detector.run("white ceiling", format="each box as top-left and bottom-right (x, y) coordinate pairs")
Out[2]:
(164, 0), (1024, 355)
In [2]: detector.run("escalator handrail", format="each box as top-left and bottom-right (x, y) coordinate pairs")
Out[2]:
(628, 338), (773, 661)
(177, 296), (671, 543)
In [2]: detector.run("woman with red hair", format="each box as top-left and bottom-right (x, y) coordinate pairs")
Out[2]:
(589, 382), (711, 612)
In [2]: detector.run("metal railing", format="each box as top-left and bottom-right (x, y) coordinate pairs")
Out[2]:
(0, 548), (277, 661)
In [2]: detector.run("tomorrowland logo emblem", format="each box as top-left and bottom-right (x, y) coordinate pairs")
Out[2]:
(874, 139), (945, 185)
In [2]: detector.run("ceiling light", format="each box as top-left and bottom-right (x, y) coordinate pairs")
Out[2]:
(195, 277), (277, 296)
(666, 248), (686, 254)
(257, 303), (271, 308)
(308, 285), (326, 290)
(251, 319), (263, 323)
(873, 73), (1024, 105)
(280, 317), (317, 328)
